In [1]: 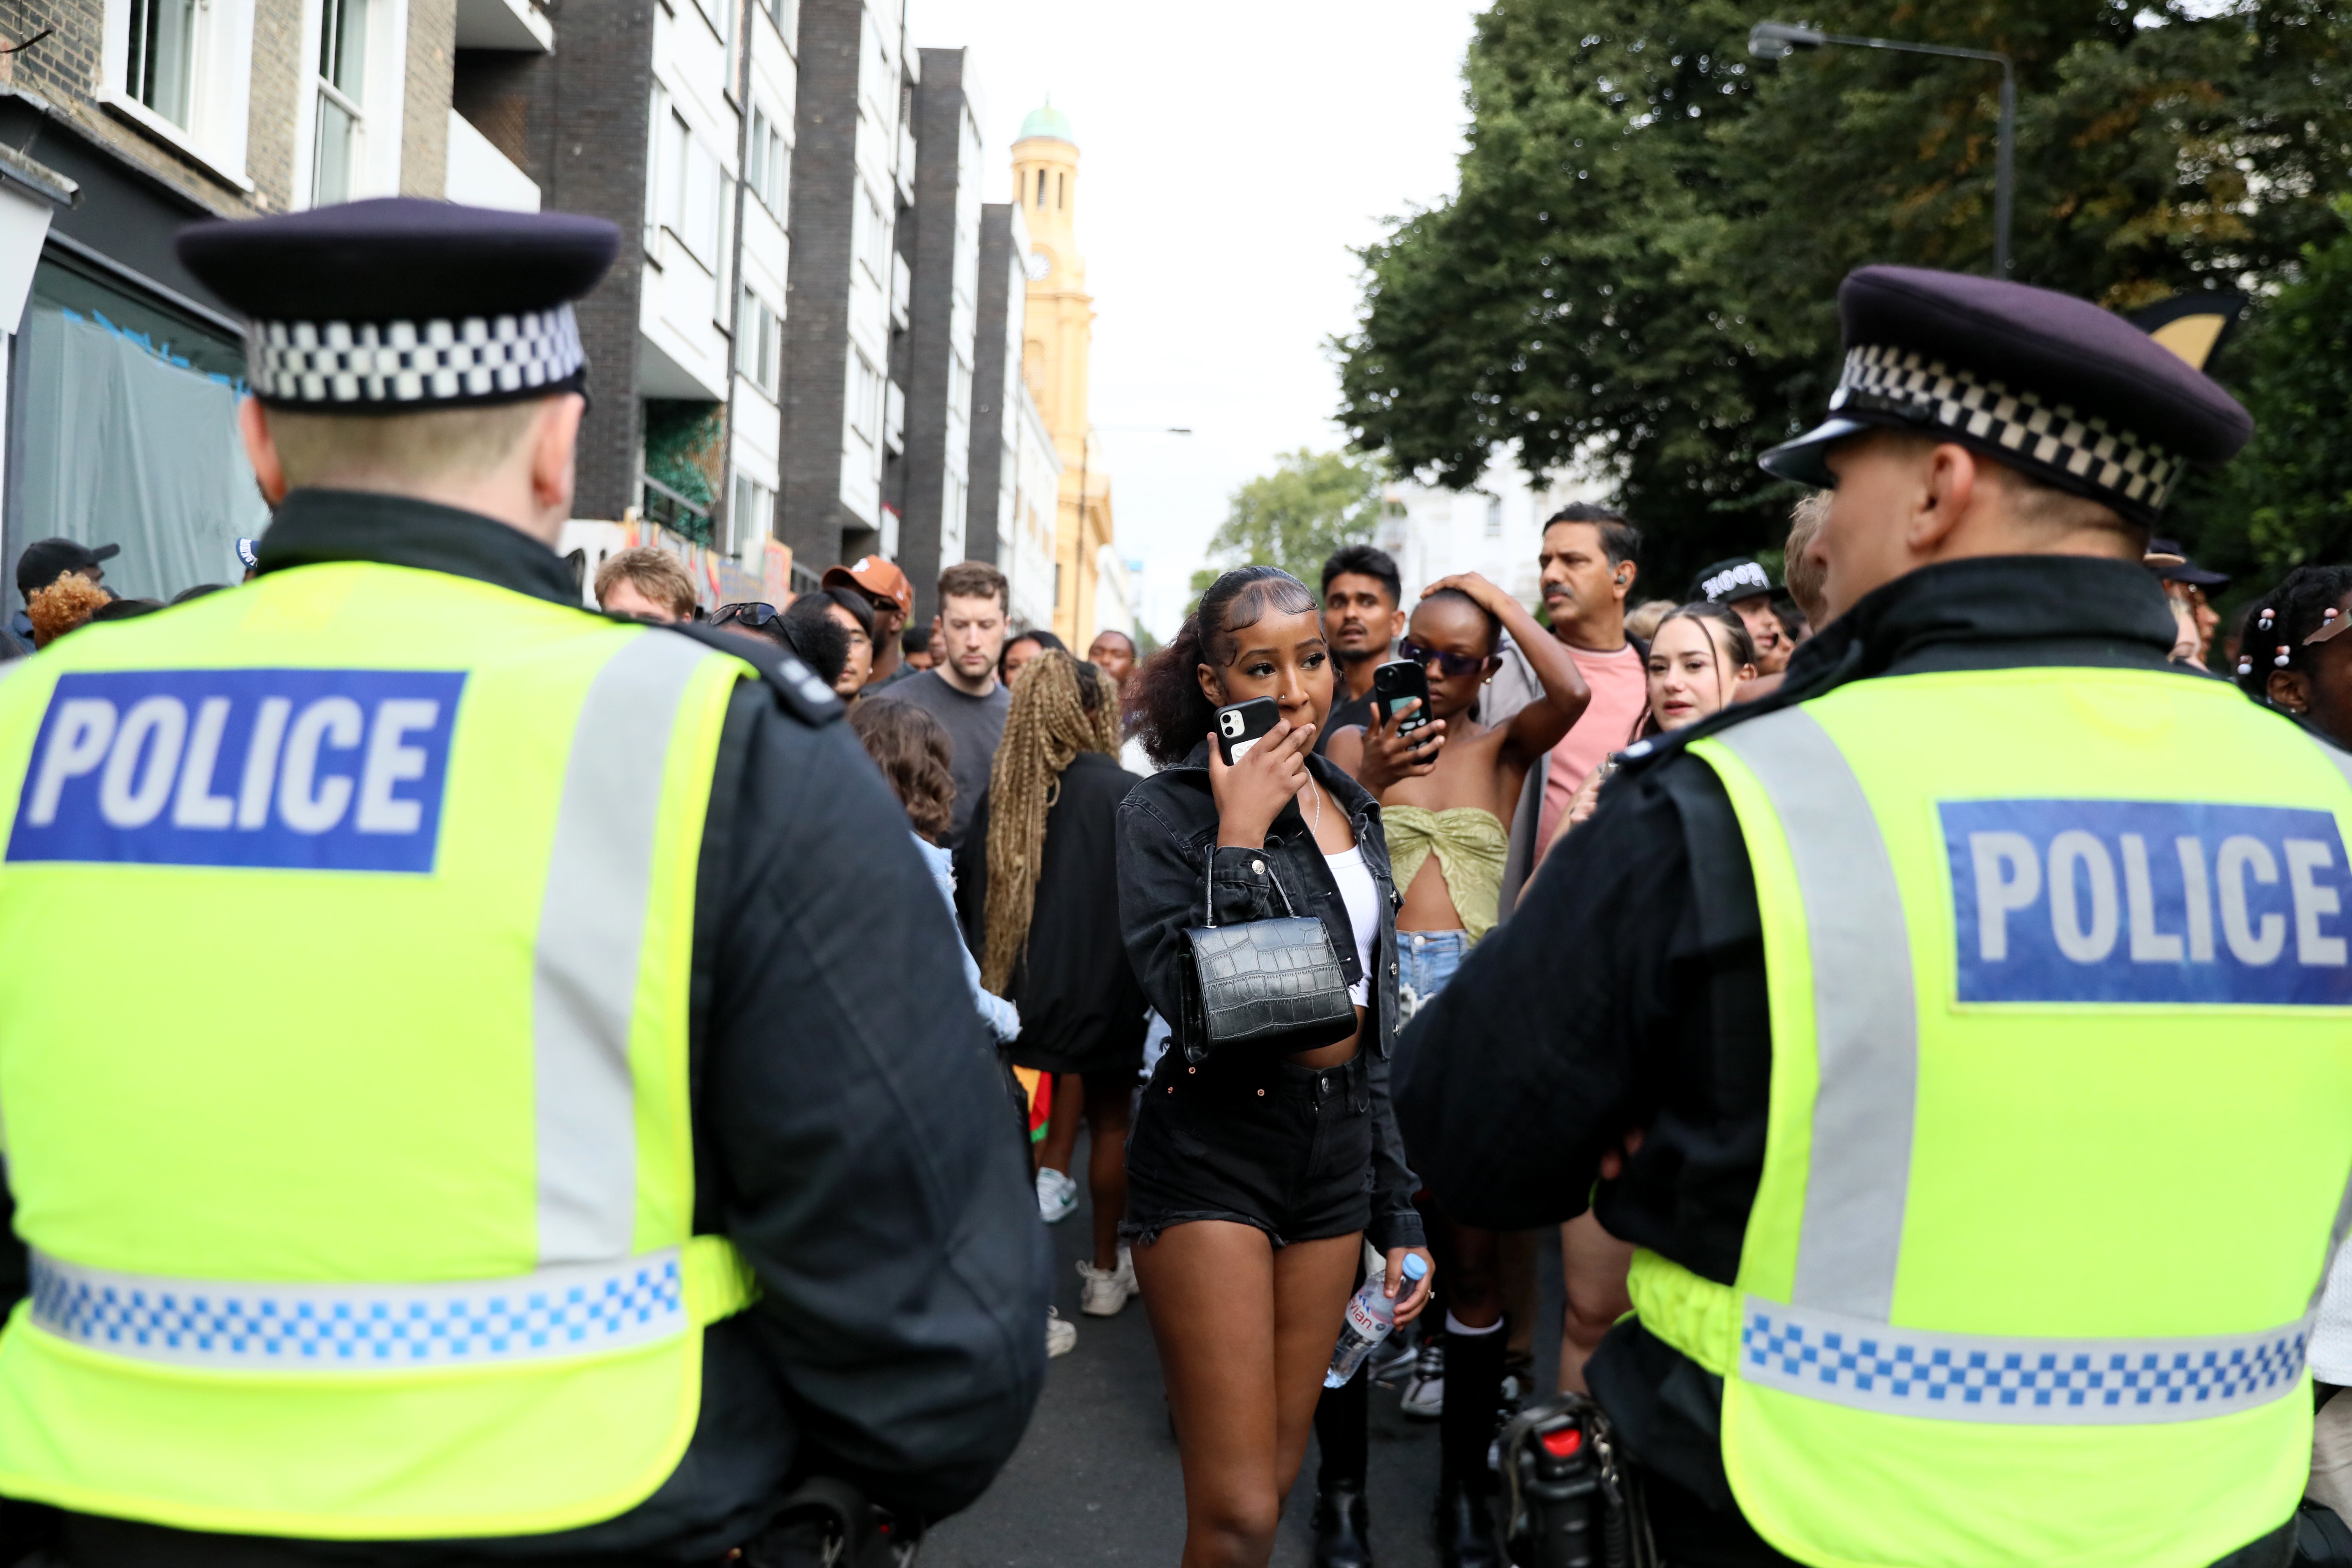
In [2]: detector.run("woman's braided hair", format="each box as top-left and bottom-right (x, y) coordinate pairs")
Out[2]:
(2232, 565), (2352, 699)
(981, 649), (1122, 993)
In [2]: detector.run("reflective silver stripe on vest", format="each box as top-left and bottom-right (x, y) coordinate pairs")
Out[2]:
(1742, 1295), (2309, 1424)
(534, 632), (715, 1265)
(28, 1246), (688, 1370)
(1712, 708), (1916, 1318)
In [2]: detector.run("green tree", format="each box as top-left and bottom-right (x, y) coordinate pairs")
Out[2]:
(1190, 449), (1384, 599)
(1336, 0), (2352, 592)
(2188, 199), (2352, 578)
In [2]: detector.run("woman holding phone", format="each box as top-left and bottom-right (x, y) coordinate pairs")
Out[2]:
(1118, 565), (1434, 1568)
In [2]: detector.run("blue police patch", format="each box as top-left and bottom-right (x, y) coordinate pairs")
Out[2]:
(1942, 799), (2352, 1006)
(7, 670), (465, 873)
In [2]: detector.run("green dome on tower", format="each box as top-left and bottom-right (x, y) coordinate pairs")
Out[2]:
(1018, 102), (1075, 144)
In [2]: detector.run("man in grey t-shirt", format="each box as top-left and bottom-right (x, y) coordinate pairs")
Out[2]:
(870, 560), (1013, 846)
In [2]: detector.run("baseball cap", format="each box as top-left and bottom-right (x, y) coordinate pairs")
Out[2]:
(1688, 556), (1775, 606)
(16, 538), (119, 599)
(821, 555), (912, 616)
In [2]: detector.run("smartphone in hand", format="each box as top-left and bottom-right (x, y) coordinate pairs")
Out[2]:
(1371, 660), (1433, 738)
(1215, 696), (1282, 765)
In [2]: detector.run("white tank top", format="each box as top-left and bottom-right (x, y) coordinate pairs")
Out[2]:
(1324, 846), (1379, 1008)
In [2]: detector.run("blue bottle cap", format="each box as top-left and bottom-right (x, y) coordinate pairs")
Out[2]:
(1402, 1254), (1429, 1280)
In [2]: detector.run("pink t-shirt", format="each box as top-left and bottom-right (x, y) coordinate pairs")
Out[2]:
(1536, 642), (1648, 853)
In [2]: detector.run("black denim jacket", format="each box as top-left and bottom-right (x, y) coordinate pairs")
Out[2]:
(1114, 742), (1426, 1253)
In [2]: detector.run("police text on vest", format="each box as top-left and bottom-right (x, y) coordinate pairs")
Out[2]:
(1941, 799), (2352, 1004)
(7, 670), (466, 873)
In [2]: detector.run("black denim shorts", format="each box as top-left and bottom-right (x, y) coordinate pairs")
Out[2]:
(1122, 1045), (1374, 1249)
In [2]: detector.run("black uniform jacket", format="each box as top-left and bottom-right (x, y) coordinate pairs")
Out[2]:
(1115, 742), (1425, 1254)
(12, 493), (1049, 1564)
(1396, 554), (2252, 1514)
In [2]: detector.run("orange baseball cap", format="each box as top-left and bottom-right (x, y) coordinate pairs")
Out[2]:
(821, 555), (912, 615)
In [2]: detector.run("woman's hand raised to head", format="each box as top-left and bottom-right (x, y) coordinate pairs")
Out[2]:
(1209, 718), (1317, 849)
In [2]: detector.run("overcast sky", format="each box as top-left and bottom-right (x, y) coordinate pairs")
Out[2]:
(903, 0), (1482, 638)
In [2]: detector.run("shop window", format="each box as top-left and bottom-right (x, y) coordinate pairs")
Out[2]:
(11, 259), (266, 603)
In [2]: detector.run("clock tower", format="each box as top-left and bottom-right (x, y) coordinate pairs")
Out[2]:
(1011, 102), (1113, 648)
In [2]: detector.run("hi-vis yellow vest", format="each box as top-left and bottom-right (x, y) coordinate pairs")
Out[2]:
(0, 561), (762, 1540)
(1629, 665), (2352, 1568)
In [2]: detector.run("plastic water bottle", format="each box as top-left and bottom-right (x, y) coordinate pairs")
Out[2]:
(1324, 1254), (1429, 1388)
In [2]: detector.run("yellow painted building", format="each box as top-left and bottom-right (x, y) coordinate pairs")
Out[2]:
(1011, 104), (1115, 649)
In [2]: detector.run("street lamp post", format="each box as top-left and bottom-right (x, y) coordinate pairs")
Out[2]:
(1748, 20), (2015, 277)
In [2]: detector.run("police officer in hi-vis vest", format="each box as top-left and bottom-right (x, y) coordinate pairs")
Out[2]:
(1399, 264), (2352, 1568)
(0, 200), (1046, 1565)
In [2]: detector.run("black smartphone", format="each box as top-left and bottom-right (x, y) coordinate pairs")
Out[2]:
(1214, 696), (1282, 765)
(1371, 659), (1432, 737)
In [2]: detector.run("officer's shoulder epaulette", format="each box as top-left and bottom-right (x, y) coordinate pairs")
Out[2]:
(656, 621), (845, 726)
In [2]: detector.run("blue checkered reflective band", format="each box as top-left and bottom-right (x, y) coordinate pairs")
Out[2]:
(6, 669), (465, 874)
(1740, 1297), (2308, 1424)
(28, 1248), (687, 1369)
(1941, 799), (2352, 1006)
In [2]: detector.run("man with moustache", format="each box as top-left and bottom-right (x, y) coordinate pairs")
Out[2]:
(1316, 545), (1407, 757)
(1489, 504), (1651, 915)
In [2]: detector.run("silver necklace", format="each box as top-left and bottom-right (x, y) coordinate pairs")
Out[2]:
(1305, 777), (1324, 837)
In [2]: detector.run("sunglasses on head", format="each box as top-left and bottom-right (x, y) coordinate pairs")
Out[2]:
(713, 602), (780, 629)
(1398, 639), (1489, 679)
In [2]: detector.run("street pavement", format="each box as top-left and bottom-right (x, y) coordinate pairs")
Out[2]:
(926, 1129), (1566, 1567)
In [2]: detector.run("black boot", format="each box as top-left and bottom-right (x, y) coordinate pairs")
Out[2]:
(1435, 1324), (1506, 1568)
(1433, 1476), (1501, 1568)
(1312, 1482), (1373, 1568)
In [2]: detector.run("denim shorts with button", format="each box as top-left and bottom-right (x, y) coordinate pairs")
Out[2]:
(1122, 1046), (1374, 1250)
(1397, 928), (1470, 1022)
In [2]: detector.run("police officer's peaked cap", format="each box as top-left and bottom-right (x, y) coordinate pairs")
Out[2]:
(1759, 265), (2253, 526)
(177, 198), (620, 413)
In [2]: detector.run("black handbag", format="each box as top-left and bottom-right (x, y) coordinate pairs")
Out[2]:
(1175, 851), (1359, 1060)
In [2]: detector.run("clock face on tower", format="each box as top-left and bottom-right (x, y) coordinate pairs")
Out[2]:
(1025, 248), (1053, 282)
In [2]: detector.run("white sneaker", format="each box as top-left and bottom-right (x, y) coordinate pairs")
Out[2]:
(1401, 1339), (1444, 1419)
(1045, 1308), (1077, 1358)
(1077, 1248), (1136, 1317)
(1035, 1167), (1078, 1225)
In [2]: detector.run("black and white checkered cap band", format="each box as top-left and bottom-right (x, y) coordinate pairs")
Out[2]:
(246, 306), (586, 406)
(1829, 343), (2182, 514)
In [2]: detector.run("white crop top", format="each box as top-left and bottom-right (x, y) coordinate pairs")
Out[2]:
(1324, 846), (1380, 1008)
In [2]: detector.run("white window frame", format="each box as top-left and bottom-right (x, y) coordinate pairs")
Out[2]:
(286, 0), (411, 209)
(848, 351), (880, 443)
(643, 85), (669, 255)
(746, 105), (787, 217)
(99, 0), (260, 189)
(738, 285), (779, 397)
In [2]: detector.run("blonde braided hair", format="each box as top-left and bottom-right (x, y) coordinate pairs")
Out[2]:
(981, 649), (1122, 993)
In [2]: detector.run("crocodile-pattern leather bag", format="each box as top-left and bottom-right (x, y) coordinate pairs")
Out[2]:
(1176, 853), (1358, 1060)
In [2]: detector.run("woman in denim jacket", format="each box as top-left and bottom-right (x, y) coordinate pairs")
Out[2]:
(1115, 566), (1434, 1568)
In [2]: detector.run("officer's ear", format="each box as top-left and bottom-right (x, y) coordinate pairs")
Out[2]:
(1910, 442), (1980, 556)
(527, 393), (586, 521)
(239, 397), (290, 506)
(2268, 666), (2313, 715)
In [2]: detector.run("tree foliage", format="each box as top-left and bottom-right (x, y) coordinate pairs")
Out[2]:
(1191, 449), (1384, 598)
(2191, 200), (2352, 577)
(1336, 0), (2352, 592)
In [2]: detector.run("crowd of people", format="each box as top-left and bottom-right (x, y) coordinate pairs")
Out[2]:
(5, 184), (2345, 1568)
(552, 463), (2295, 1568)
(0, 488), (2318, 1568)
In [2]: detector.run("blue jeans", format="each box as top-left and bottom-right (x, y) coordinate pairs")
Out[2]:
(1397, 929), (1470, 1023)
